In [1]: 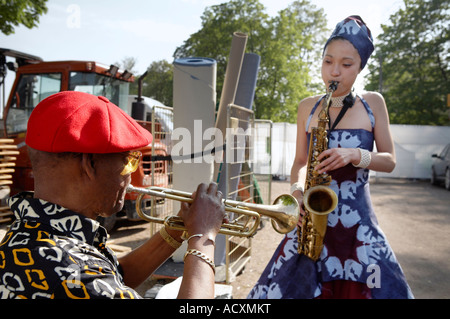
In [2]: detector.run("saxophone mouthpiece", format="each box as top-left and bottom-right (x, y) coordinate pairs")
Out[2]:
(328, 81), (339, 92)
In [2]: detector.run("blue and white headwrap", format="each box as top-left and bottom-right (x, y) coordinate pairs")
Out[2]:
(324, 15), (374, 70)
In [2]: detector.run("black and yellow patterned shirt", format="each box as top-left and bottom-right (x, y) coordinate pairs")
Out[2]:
(0, 192), (141, 299)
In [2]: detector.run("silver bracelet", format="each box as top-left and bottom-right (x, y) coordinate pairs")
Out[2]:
(185, 233), (216, 246)
(353, 148), (371, 169)
(290, 182), (304, 195)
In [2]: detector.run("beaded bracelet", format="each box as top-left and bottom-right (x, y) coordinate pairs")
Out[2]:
(184, 249), (215, 273)
(353, 148), (372, 169)
(290, 182), (304, 195)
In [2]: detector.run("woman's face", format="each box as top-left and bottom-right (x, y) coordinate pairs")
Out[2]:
(321, 38), (362, 96)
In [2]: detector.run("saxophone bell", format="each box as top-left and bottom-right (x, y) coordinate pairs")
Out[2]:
(303, 185), (338, 217)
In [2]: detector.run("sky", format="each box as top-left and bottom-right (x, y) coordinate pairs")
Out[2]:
(0, 0), (404, 95)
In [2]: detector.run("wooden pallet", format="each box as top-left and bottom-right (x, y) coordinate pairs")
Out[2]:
(0, 139), (19, 224)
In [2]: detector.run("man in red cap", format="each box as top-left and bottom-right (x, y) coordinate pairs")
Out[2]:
(0, 91), (224, 299)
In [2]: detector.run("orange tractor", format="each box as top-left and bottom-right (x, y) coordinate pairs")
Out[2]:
(0, 48), (170, 230)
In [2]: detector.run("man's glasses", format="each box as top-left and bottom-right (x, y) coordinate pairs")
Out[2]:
(120, 151), (142, 175)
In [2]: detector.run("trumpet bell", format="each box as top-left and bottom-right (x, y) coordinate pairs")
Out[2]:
(270, 194), (300, 234)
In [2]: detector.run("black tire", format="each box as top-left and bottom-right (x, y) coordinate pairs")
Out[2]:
(431, 167), (438, 185)
(445, 168), (450, 190)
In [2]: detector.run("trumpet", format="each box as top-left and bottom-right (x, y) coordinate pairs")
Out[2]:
(126, 185), (300, 238)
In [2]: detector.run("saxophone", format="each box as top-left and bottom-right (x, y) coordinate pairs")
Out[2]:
(297, 81), (339, 261)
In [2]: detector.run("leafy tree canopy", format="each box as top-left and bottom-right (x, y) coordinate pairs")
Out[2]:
(173, 0), (327, 122)
(365, 0), (450, 125)
(0, 0), (48, 35)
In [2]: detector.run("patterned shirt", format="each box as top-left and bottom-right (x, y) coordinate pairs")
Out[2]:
(0, 192), (141, 299)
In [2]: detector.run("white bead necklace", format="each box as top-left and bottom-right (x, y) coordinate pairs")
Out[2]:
(330, 91), (352, 108)
(330, 95), (346, 108)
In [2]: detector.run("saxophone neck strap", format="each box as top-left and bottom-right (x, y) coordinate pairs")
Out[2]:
(328, 91), (357, 131)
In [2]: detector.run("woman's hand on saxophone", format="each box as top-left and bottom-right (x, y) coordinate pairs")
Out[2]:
(314, 148), (360, 174)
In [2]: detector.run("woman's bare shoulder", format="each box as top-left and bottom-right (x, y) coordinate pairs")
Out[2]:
(298, 94), (321, 114)
(361, 91), (386, 111)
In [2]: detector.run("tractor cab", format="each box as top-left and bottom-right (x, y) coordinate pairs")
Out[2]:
(0, 48), (169, 230)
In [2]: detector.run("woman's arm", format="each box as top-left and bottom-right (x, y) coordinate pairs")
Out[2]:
(364, 92), (396, 173)
(291, 97), (318, 184)
(290, 97), (317, 212)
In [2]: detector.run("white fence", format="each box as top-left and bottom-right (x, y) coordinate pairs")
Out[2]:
(253, 123), (450, 180)
(375, 125), (450, 179)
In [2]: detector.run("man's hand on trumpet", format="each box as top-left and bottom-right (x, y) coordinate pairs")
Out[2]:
(176, 182), (226, 298)
(179, 182), (226, 241)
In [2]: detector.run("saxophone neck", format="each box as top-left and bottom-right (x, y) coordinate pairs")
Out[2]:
(328, 81), (338, 93)
(325, 81), (339, 105)
(320, 81), (339, 118)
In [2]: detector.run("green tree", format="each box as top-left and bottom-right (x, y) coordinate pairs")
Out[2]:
(116, 56), (138, 75)
(138, 60), (173, 107)
(0, 0), (48, 35)
(174, 0), (327, 122)
(258, 0), (327, 121)
(365, 0), (450, 125)
(174, 0), (271, 109)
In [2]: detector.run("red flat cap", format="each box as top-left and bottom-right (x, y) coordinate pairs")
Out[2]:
(26, 91), (152, 153)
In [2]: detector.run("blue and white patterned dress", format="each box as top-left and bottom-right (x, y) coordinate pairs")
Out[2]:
(248, 95), (414, 299)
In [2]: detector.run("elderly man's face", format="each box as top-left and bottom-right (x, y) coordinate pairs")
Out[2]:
(91, 152), (134, 217)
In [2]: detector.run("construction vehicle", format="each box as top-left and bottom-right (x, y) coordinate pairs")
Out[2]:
(0, 48), (170, 230)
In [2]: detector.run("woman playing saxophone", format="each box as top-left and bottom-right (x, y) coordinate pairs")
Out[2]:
(248, 15), (413, 299)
